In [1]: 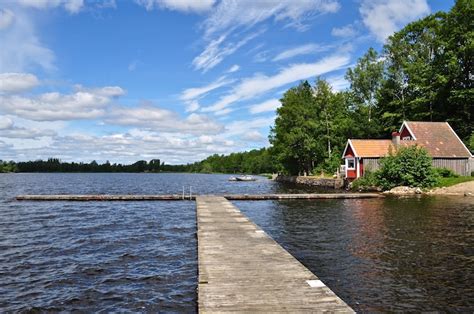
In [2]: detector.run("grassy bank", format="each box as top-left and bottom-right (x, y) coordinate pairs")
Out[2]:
(434, 176), (474, 188)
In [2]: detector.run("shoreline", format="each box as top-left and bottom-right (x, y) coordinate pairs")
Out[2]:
(383, 181), (474, 196)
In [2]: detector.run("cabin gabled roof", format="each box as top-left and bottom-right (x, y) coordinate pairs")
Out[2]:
(400, 121), (472, 158)
(343, 139), (409, 158)
(342, 121), (472, 159)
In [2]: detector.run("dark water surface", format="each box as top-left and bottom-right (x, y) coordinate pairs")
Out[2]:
(1, 173), (473, 312)
(0, 173), (277, 312)
(236, 197), (474, 312)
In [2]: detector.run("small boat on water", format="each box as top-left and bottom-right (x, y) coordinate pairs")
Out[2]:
(229, 175), (257, 182)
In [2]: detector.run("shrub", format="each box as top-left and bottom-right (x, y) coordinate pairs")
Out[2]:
(312, 154), (341, 177)
(376, 145), (439, 190)
(434, 167), (459, 178)
(351, 171), (378, 191)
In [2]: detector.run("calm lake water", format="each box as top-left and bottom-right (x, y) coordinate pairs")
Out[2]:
(1, 173), (473, 312)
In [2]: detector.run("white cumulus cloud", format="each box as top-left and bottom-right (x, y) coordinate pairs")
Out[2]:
(0, 9), (14, 30)
(0, 116), (56, 139)
(241, 130), (265, 142)
(331, 24), (357, 38)
(0, 86), (123, 121)
(360, 0), (430, 42)
(0, 117), (14, 129)
(105, 105), (224, 135)
(249, 99), (281, 114)
(0, 73), (39, 93)
(227, 64), (240, 73)
(17, 0), (84, 14)
(0, 9), (55, 72)
(135, 0), (215, 13)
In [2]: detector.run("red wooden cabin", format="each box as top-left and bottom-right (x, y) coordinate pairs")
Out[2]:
(342, 121), (472, 180)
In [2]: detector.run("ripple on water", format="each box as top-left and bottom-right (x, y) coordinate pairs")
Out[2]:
(1, 173), (472, 312)
(236, 196), (474, 312)
(0, 197), (197, 312)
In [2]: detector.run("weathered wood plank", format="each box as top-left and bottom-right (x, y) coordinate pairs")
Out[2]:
(15, 193), (383, 201)
(196, 196), (354, 313)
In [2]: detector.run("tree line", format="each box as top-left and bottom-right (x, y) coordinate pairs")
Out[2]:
(0, 149), (276, 174)
(0, 158), (162, 173)
(169, 148), (276, 174)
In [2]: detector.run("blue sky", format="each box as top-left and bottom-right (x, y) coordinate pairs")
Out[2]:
(0, 0), (454, 164)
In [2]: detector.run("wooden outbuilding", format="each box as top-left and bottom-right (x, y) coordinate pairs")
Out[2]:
(342, 121), (473, 180)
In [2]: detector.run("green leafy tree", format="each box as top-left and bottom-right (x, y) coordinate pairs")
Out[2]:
(380, 0), (472, 141)
(345, 47), (385, 128)
(376, 145), (438, 190)
(312, 78), (353, 174)
(441, 0), (473, 142)
(381, 13), (444, 129)
(469, 133), (474, 152)
(269, 81), (319, 175)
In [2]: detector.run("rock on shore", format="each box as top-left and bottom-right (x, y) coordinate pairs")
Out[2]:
(384, 181), (474, 196)
(383, 186), (423, 195)
(427, 181), (474, 196)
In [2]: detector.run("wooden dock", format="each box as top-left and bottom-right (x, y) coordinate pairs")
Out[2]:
(15, 193), (382, 201)
(196, 196), (354, 312)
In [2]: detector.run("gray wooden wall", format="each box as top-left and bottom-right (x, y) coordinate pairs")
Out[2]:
(362, 157), (472, 176)
(432, 158), (471, 176)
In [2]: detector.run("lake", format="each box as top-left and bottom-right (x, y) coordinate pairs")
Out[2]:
(0, 173), (473, 312)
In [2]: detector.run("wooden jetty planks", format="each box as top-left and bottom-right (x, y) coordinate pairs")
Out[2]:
(15, 194), (186, 201)
(224, 193), (383, 200)
(15, 193), (383, 201)
(196, 196), (354, 313)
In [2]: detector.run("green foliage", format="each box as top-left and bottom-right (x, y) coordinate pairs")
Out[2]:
(376, 146), (439, 190)
(469, 133), (474, 152)
(380, 0), (473, 140)
(434, 176), (474, 187)
(434, 167), (459, 178)
(269, 81), (320, 175)
(312, 153), (341, 176)
(345, 47), (385, 128)
(13, 158), (162, 172)
(163, 148), (278, 174)
(269, 79), (352, 175)
(2, 149), (277, 174)
(351, 171), (379, 191)
(0, 160), (17, 173)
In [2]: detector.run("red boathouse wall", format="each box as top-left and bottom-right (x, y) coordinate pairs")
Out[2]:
(344, 145), (357, 179)
(400, 126), (412, 139)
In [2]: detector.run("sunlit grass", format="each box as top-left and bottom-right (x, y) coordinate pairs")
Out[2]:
(434, 176), (474, 188)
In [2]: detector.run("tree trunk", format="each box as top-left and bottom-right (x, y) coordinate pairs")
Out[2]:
(325, 108), (331, 157)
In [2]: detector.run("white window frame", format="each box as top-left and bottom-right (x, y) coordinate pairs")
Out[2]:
(402, 136), (411, 140)
(346, 158), (355, 170)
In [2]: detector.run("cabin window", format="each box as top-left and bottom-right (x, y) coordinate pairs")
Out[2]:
(347, 158), (355, 169)
(402, 136), (411, 140)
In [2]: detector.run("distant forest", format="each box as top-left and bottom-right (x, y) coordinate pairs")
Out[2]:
(0, 148), (276, 174)
(1, 1), (472, 175)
